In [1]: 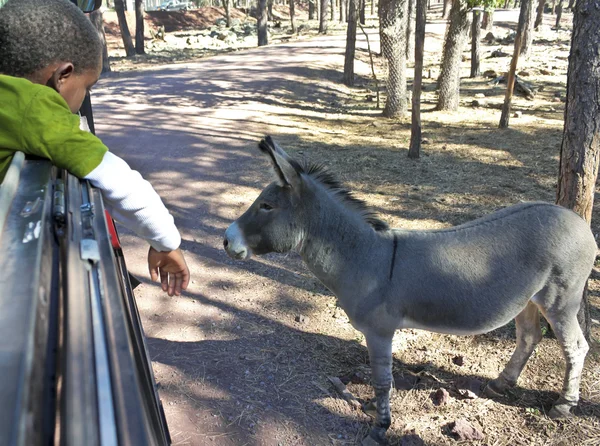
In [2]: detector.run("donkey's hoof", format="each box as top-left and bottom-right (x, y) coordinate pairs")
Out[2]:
(484, 377), (511, 398)
(362, 427), (387, 445)
(549, 403), (575, 419)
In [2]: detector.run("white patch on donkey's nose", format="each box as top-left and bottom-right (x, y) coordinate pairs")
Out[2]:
(224, 222), (251, 260)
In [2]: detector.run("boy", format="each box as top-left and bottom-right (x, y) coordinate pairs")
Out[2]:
(0, 0), (190, 296)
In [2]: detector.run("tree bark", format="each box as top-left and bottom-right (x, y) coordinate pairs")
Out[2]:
(482, 9), (494, 30)
(344, 0), (359, 86)
(442, 0), (452, 18)
(436, 0), (471, 111)
(379, 0), (408, 117)
(114, 0), (136, 57)
(340, 0), (347, 22)
(320, 0), (329, 32)
(405, 0), (416, 61)
(499, 0), (532, 127)
(309, 0), (317, 19)
(268, 0), (273, 21)
(330, 0), (335, 19)
(534, 0), (545, 28)
(135, 0), (144, 55)
(258, 0), (269, 46)
(223, 0), (232, 27)
(556, 0), (600, 339)
(409, 0), (427, 159)
(360, 0), (366, 23)
(520, 0), (535, 57)
(555, 0), (564, 28)
(290, 0), (296, 32)
(470, 9), (481, 77)
(89, 10), (111, 74)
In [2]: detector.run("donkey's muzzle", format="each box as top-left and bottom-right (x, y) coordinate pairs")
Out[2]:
(224, 222), (251, 260)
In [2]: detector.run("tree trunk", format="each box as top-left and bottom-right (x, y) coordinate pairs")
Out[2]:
(504, 0), (511, 8)
(436, 0), (471, 111)
(320, 0), (329, 32)
(330, 0), (335, 19)
(470, 9), (481, 77)
(309, 0), (317, 19)
(379, 0), (408, 117)
(89, 10), (111, 74)
(442, 0), (452, 18)
(405, 0), (416, 62)
(344, 0), (359, 86)
(114, 0), (136, 57)
(258, 0), (269, 45)
(555, 0), (564, 28)
(534, 0), (545, 28)
(290, 0), (296, 32)
(499, 0), (532, 127)
(135, 0), (144, 55)
(223, 0), (232, 27)
(408, 0), (427, 159)
(360, 0), (366, 23)
(340, 0), (347, 22)
(268, 0), (273, 21)
(556, 0), (600, 339)
(482, 9), (494, 30)
(520, 0), (535, 57)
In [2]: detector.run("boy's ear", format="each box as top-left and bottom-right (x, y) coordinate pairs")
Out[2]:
(46, 62), (75, 93)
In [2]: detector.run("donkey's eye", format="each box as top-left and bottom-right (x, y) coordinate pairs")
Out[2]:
(259, 203), (273, 211)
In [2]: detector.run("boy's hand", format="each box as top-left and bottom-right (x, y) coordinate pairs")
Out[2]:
(148, 247), (190, 296)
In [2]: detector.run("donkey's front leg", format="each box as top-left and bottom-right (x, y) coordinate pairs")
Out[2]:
(363, 332), (394, 445)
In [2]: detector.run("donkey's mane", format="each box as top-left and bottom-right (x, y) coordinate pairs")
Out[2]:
(294, 160), (389, 231)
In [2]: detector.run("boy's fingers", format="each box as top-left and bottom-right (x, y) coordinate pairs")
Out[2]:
(168, 272), (176, 296)
(181, 271), (190, 291)
(149, 265), (159, 282)
(174, 273), (183, 296)
(160, 270), (169, 292)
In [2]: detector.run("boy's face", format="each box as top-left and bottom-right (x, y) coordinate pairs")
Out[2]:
(56, 65), (102, 113)
(32, 59), (102, 113)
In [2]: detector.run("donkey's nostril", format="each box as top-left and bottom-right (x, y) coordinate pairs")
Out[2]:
(223, 239), (229, 249)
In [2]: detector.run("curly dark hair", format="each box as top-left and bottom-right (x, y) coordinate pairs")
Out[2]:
(0, 0), (102, 77)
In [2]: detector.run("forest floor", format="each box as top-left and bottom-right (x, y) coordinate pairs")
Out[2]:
(95, 5), (600, 445)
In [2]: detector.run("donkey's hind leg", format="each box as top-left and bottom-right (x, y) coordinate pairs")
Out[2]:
(485, 301), (542, 396)
(543, 306), (589, 418)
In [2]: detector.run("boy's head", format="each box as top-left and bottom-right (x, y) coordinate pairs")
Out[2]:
(0, 0), (103, 112)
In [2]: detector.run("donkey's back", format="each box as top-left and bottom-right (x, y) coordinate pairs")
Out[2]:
(383, 202), (597, 335)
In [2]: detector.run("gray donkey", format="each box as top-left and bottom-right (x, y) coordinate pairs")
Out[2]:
(223, 137), (596, 444)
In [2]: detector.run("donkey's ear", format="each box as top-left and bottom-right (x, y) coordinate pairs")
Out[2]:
(258, 136), (301, 189)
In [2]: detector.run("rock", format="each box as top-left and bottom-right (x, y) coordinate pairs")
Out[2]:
(399, 433), (425, 446)
(447, 419), (484, 441)
(215, 18), (227, 27)
(421, 138), (431, 144)
(483, 69), (498, 78)
(471, 99), (485, 107)
(518, 70), (530, 77)
(432, 388), (450, 406)
(491, 49), (510, 58)
(539, 68), (553, 75)
(295, 315), (309, 324)
(452, 355), (464, 366)
(484, 31), (495, 43)
(394, 372), (419, 390)
(454, 377), (483, 399)
(513, 111), (523, 118)
(552, 96), (562, 103)
(474, 93), (486, 98)
(217, 32), (229, 41)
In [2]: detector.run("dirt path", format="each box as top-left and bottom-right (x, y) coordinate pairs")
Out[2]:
(93, 11), (600, 446)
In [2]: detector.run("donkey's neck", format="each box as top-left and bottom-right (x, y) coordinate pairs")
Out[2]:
(297, 185), (386, 299)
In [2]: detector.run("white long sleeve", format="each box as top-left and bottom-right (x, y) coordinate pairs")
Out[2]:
(84, 151), (181, 252)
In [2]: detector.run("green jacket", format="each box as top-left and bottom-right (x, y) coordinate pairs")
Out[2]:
(0, 75), (107, 182)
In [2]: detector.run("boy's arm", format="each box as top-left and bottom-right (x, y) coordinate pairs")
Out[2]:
(84, 151), (181, 252)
